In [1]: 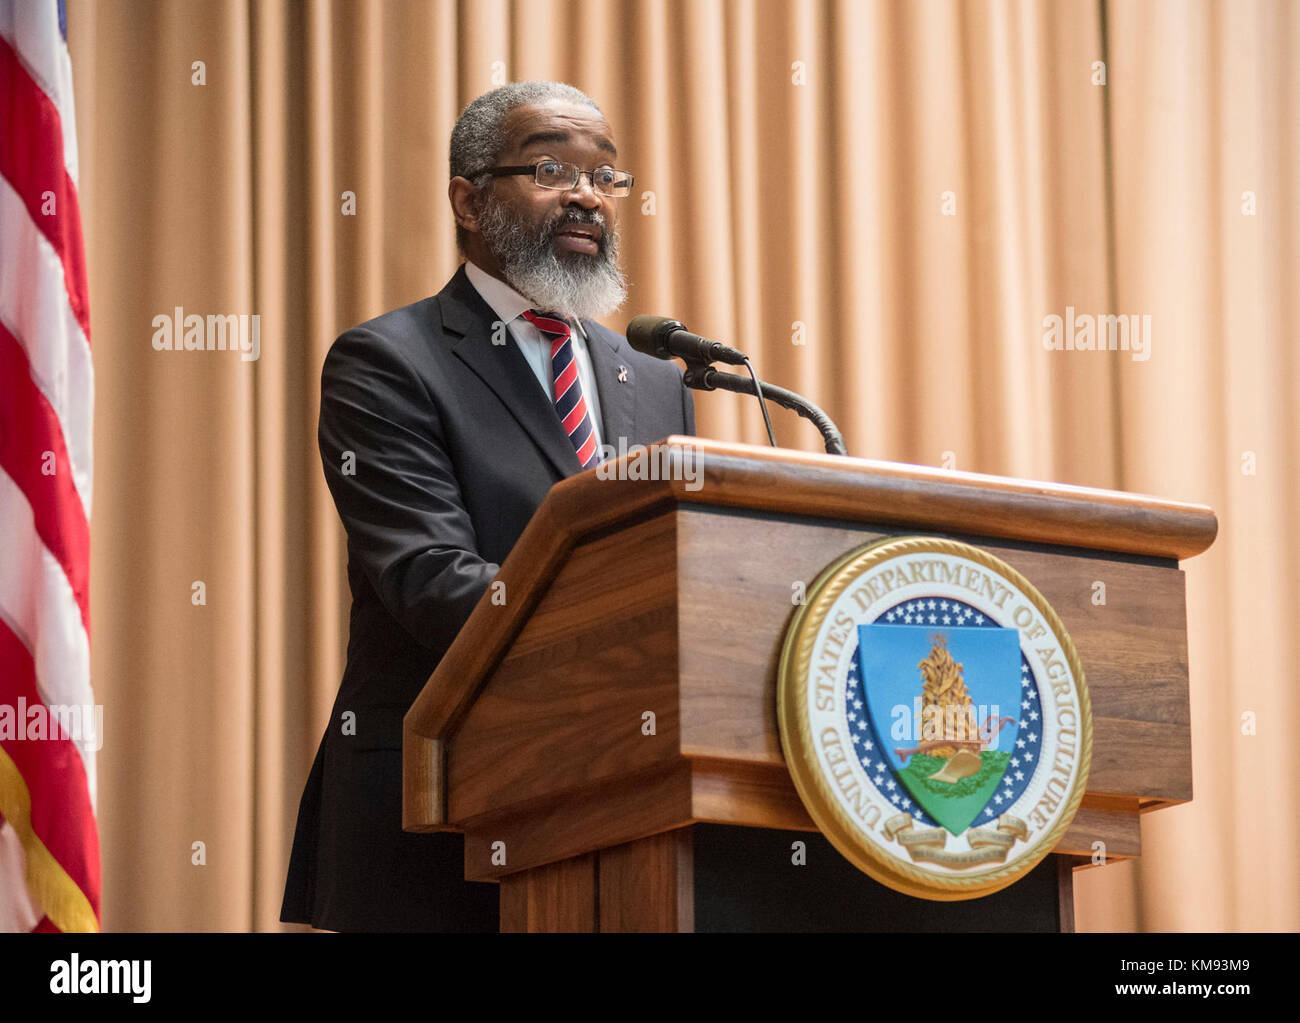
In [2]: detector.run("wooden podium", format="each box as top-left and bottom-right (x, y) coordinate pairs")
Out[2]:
(402, 438), (1217, 932)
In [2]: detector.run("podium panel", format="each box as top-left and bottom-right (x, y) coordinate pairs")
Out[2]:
(499, 825), (1075, 933)
(405, 438), (1216, 931)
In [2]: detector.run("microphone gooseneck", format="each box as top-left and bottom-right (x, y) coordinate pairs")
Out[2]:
(682, 364), (848, 457)
(627, 313), (849, 457)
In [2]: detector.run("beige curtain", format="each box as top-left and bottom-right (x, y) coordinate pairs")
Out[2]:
(63, 0), (1297, 931)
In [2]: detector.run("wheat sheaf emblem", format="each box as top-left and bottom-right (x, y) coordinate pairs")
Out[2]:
(893, 633), (1016, 783)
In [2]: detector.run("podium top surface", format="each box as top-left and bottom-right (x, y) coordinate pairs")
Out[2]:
(543, 436), (1217, 561)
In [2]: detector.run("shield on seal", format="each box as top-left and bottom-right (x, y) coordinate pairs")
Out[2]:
(857, 623), (1022, 835)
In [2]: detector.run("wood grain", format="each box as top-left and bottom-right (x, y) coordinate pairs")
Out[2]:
(664, 437), (1217, 559)
(447, 513), (681, 823)
(1059, 805), (1140, 858)
(439, 502), (1185, 872)
(598, 829), (694, 933)
(1057, 856), (1084, 933)
(690, 758), (817, 831)
(498, 854), (596, 933)
(405, 438), (1210, 909)
(406, 438), (1216, 828)
(462, 762), (694, 882)
(676, 508), (1193, 803)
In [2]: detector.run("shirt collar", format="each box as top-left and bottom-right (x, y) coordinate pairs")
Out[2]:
(463, 259), (586, 339)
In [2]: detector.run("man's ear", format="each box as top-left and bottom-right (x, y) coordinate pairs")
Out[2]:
(448, 176), (482, 234)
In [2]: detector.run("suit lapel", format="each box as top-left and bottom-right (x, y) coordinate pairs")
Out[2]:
(581, 319), (637, 449)
(439, 266), (582, 478)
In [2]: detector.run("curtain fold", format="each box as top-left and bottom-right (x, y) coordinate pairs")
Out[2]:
(63, 0), (1297, 931)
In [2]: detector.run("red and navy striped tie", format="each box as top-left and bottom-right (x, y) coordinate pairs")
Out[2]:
(522, 309), (601, 469)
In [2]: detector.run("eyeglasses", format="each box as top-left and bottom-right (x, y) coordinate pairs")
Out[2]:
(465, 160), (635, 198)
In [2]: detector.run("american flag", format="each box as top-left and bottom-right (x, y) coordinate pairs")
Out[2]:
(0, 0), (100, 932)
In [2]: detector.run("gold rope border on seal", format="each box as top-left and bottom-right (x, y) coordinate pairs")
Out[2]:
(777, 536), (1093, 901)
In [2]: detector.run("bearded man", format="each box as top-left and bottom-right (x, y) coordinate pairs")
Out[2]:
(280, 81), (695, 932)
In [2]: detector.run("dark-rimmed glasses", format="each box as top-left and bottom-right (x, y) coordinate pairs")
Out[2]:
(465, 160), (634, 198)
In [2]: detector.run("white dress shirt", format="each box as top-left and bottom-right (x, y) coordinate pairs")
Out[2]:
(463, 259), (604, 448)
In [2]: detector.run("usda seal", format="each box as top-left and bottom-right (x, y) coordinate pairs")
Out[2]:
(777, 536), (1091, 900)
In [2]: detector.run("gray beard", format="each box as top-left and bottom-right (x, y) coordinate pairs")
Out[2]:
(476, 193), (628, 321)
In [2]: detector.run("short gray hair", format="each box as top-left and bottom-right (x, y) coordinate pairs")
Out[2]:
(449, 81), (604, 251)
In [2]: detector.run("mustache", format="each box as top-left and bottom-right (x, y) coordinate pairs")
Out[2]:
(542, 209), (609, 250)
(478, 192), (622, 275)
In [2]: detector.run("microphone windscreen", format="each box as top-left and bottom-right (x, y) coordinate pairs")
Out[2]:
(626, 315), (677, 359)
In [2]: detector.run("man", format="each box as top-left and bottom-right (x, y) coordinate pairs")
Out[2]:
(280, 81), (695, 932)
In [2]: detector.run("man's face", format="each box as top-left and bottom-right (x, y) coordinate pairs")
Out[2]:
(469, 99), (628, 320)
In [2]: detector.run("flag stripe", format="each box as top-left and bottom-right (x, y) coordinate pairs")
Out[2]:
(0, 745), (98, 932)
(0, 37), (90, 342)
(0, 818), (42, 930)
(0, 470), (95, 802)
(0, 0), (96, 934)
(0, 0), (79, 183)
(0, 174), (94, 515)
(0, 322), (90, 634)
(0, 618), (99, 925)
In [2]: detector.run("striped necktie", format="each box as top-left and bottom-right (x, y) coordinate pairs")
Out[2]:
(522, 309), (600, 469)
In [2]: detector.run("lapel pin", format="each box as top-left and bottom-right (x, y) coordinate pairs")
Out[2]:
(618, 365), (628, 383)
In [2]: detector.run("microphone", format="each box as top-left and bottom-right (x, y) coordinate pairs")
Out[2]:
(626, 315), (748, 367)
(625, 313), (850, 456)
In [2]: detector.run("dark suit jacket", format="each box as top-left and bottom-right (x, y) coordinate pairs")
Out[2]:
(280, 263), (695, 931)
